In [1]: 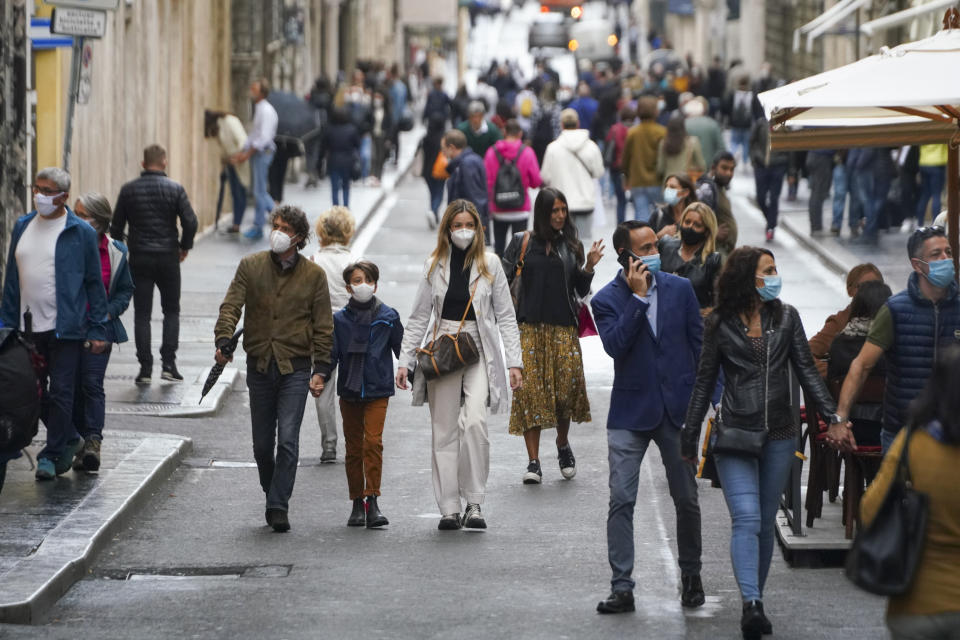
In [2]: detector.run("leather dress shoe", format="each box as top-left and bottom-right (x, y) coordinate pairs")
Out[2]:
(741, 600), (765, 640)
(681, 574), (705, 607)
(265, 508), (290, 532)
(596, 590), (635, 614)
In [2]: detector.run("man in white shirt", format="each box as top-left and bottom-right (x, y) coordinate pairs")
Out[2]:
(233, 78), (278, 240)
(0, 167), (109, 481)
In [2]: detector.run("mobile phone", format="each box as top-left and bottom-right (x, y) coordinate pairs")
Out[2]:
(617, 249), (642, 270)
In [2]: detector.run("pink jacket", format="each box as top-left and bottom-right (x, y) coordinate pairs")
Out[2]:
(484, 139), (543, 214)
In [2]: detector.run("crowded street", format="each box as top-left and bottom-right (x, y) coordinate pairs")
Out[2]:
(1, 1), (959, 639)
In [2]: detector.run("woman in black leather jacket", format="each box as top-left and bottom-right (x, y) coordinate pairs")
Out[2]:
(502, 188), (603, 485)
(659, 202), (722, 313)
(681, 247), (837, 640)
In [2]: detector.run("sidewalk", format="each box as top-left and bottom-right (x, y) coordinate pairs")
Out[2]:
(0, 127), (423, 624)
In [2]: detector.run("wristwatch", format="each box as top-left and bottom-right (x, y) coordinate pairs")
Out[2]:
(829, 413), (847, 425)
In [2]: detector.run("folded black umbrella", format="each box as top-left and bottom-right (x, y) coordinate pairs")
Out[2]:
(199, 328), (243, 404)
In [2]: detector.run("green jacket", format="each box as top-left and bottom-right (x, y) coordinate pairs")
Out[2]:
(215, 251), (333, 375)
(456, 119), (503, 156)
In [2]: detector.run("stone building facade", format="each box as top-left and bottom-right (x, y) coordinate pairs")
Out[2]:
(0, 0), (29, 274)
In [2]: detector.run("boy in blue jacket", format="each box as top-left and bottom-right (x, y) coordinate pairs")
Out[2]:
(328, 261), (403, 529)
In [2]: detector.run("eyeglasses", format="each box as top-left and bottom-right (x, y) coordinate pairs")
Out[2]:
(32, 185), (63, 196)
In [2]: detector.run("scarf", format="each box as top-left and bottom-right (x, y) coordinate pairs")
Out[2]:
(343, 296), (378, 395)
(839, 317), (872, 337)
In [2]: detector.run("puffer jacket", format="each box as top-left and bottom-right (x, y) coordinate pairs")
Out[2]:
(110, 170), (198, 255)
(681, 302), (837, 458)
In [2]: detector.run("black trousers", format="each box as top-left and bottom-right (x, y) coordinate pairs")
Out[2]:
(267, 143), (296, 204)
(806, 153), (833, 231)
(130, 253), (181, 368)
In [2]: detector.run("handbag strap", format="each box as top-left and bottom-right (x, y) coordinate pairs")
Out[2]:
(456, 280), (480, 336)
(515, 231), (531, 279)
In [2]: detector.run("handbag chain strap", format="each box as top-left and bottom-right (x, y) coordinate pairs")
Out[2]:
(428, 276), (480, 344)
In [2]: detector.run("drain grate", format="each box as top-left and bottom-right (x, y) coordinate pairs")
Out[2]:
(96, 565), (292, 581)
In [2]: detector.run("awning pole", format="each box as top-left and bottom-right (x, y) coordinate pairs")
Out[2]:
(949, 142), (959, 280)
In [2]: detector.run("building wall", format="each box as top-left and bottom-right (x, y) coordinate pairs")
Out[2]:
(54, 0), (232, 232)
(0, 0), (29, 275)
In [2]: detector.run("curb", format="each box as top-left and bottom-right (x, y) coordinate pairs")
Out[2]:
(778, 215), (856, 277)
(0, 433), (192, 624)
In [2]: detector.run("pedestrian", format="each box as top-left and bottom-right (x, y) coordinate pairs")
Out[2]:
(70, 193), (134, 473)
(897, 146), (921, 232)
(0, 167), (110, 480)
(682, 97), (725, 177)
(831, 226), (960, 454)
(502, 188), (603, 484)
(387, 64), (408, 162)
(443, 129), (489, 236)
(203, 109), (248, 234)
(604, 106), (633, 224)
(214, 205), (334, 532)
(915, 143), (948, 227)
(323, 107), (362, 208)
(343, 71), (374, 184)
(422, 76), (452, 229)
(696, 151), (738, 259)
(309, 206), (357, 463)
(540, 109), (605, 241)
(805, 149), (834, 235)
(231, 78), (278, 241)
(306, 75), (334, 186)
(831, 150), (850, 235)
(845, 147), (879, 244)
(860, 344), (960, 640)
(329, 260), (404, 529)
(529, 83), (562, 165)
(748, 116), (789, 242)
(456, 100), (503, 158)
(807, 263), (884, 377)
(111, 144), (198, 385)
(649, 172), (698, 236)
(592, 220), (706, 615)
(826, 281), (893, 451)
(567, 81), (599, 135)
(682, 246), (839, 640)
(368, 87), (394, 187)
(656, 115), (705, 184)
(395, 199), (523, 530)
(621, 96), (666, 223)
(725, 76), (754, 169)
(659, 202), (722, 312)
(484, 119), (542, 255)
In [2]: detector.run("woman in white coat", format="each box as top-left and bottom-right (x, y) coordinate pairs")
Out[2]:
(396, 199), (523, 530)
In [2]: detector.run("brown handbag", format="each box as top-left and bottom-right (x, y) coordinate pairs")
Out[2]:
(416, 282), (480, 380)
(509, 231), (531, 311)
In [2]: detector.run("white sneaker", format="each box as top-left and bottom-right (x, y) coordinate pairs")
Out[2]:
(425, 210), (437, 230)
(523, 459), (542, 484)
(558, 445), (577, 480)
(900, 219), (916, 233)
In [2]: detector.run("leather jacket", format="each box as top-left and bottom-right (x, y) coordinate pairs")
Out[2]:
(110, 170), (198, 255)
(681, 302), (837, 458)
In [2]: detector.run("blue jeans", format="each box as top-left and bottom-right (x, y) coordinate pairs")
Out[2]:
(881, 428), (898, 454)
(849, 170), (875, 235)
(731, 128), (750, 167)
(425, 176), (445, 216)
(610, 169), (627, 224)
(329, 168), (350, 207)
(831, 164), (848, 230)
(250, 150), (276, 228)
(360, 135), (372, 179)
(34, 332), (82, 461)
(714, 438), (796, 602)
(73, 326), (115, 441)
(630, 186), (662, 223)
(754, 165), (787, 230)
(246, 361), (310, 511)
(606, 424), (702, 592)
(226, 164), (247, 227)
(917, 165), (946, 225)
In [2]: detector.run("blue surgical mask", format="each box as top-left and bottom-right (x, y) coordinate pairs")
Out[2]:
(663, 187), (680, 205)
(756, 275), (782, 301)
(921, 258), (956, 288)
(641, 253), (661, 274)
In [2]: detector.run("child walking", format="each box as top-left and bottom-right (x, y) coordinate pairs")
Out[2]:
(328, 261), (403, 528)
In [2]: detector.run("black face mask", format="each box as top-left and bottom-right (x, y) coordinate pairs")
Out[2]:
(713, 173), (731, 188)
(680, 226), (707, 246)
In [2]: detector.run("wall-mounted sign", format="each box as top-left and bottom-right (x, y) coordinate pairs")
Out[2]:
(44, 0), (119, 9)
(51, 8), (107, 38)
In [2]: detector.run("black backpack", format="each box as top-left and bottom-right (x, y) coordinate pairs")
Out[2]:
(0, 328), (41, 455)
(493, 144), (527, 210)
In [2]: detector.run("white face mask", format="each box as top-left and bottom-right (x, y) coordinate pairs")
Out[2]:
(450, 228), (475, 250)
(35, 193), (63, 217)
(270, 230), (295, 254)
(350, 282), (376, 303)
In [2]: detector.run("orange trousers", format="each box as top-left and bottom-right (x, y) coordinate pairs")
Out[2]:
(339, 397), (388, 499)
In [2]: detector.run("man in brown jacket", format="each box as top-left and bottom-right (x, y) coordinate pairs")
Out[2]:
(215, 205), (333, 532)
(621, 96), (665, 223)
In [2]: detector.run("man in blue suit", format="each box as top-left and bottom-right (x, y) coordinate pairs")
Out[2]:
(591, 220), (705, 614)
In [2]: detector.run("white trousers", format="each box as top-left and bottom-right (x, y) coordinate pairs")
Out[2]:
(426, 320), (489, 516)
(313, 369), (339, 452)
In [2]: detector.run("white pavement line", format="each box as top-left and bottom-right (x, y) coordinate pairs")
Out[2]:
(643, 460), (682, 596)
(352, 193), (398, 258)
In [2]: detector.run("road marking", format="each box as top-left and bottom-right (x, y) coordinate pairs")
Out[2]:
(352, 193), (398, 258)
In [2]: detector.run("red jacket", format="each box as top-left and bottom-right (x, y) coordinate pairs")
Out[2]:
(484, 139), (543, 214)
(605, 122), (629, 170)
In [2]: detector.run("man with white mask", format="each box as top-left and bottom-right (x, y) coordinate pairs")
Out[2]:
(214, 205), (334, 532)
(1, 167), (110, 481)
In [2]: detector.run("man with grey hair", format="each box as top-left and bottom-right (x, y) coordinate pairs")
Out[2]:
(111, 144), (198, 386)
(456, 100), (503, 157)
(1, 167), (110, 480)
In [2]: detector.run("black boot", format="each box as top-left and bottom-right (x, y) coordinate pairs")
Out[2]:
(347, 498), (366, 527)
(681, 574), (705, 608)
(365, 495), (389, 528)
(741, 600), (765, 640)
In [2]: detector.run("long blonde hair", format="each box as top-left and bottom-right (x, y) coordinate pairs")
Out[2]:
(428, 199), (492, 281)
(679, 202), (718, 258)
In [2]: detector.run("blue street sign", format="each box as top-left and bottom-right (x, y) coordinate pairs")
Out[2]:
(30, 17), (74, 50)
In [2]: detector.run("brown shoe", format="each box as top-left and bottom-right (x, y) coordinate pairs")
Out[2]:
(81, 438), (101, 472)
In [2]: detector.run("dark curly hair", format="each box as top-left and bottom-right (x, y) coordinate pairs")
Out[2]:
(532, 188), (585, 265)
(270, 204), (310, 250)
(712, 246), (781, 326)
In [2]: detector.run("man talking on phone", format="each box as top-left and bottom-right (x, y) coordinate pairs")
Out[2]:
(590, 220), (706, 614)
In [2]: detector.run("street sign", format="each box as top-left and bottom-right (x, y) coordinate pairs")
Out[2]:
(51, 8), (107, 38)
(77, 41), (93, 104)
(29, 17), (73, 49)
(43, 0), (119, 9)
